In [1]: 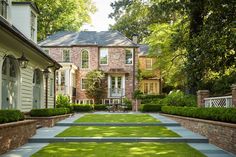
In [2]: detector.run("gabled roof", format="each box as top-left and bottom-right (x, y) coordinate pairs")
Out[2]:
(0, 17), (61, 68)
(39, 31), (138, 47)
(12, 2), (40, 14)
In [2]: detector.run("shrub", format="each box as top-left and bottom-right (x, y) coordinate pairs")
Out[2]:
(56, 94), (70, 108)
(140, 104), (163, 112)
(139, 94), (166, 104)
(72, 104), (93, 112)
(0, 110), (24, 124)
(161, 106), (236, 123)
(123, 98), (132, 110)
(161, 91), (197, 107)
(30, 108), (70, 117)
(94, 104), (107, 111)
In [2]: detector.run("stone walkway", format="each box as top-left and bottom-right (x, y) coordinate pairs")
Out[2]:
(2, 112), (236, 157)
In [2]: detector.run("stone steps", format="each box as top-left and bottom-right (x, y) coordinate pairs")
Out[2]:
(28, 137), (208, 143)
(55, 122), (180, 126)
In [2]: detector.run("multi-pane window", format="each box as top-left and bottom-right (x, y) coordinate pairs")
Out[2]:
(81, 78), (88, 90)
(63, 50), (70, 62)
(125, 49), (133, 64)
(146, 58), (152, 70)
(0, 0), (8, 19)
(61, 71), (65, 86)
(100, 48), (108, 64)
(31, 12), (36, 40)
(81, 50), (89, 68)
(50, 78), (54, 96)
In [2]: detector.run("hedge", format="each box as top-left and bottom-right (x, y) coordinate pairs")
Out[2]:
(30, 108), (70, 117)
(72, 104), (93, 112)
(140, 104), (162, 112)
(161, 106), (236, 123)
(94, 104), (107, 111)
(0, 110), (24, 124)
(139, 95), (166, 104)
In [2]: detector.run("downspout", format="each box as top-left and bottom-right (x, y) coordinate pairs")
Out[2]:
(54, 66), (60, 108)
(133, 48), (136, 94)
(45, 76), (48, 108)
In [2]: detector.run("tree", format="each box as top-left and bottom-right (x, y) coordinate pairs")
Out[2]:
(85, 70), (105, 104)
(17, 0), (96, 41)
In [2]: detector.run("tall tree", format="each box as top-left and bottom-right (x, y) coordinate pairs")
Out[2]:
(18, 0), (96, 41)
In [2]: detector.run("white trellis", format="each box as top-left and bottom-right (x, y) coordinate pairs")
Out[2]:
(204, 96), (233, 108)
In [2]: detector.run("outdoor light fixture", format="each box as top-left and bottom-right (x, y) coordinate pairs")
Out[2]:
(43, 68), (50, 79)
(17, 53), (29, 68)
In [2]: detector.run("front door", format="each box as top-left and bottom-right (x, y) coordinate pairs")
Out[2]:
(110, 76), (124, 97)
(33, 70), (41, 109)
(1, 57), (18, 109)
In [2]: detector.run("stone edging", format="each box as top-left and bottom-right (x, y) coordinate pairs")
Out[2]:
(160, 113), (236, 128)
(26, 114), (72, 119)
(0, 120), (36, 129)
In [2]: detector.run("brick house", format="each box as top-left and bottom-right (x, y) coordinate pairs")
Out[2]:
(39, 31), (138, 103)
(138, 44), (162, 95)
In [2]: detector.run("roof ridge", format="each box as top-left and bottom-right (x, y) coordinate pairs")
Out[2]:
(116, 30), (138, 46)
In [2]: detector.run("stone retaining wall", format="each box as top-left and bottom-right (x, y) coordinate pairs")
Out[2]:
(0, 120), (36, 155)
(27, 114), (72, 127)
(161, 113), (236, 154)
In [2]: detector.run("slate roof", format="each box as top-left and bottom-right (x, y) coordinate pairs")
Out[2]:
(138, 44), (149, 56)
(39, 31), (138, 47)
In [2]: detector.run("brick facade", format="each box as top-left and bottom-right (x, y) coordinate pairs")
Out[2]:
(0, 120), (36, 154)
(162, 114), (236, 155)
(47, 46), (137, 101)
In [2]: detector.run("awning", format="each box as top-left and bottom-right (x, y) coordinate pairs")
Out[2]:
(105, 68), (129, 75)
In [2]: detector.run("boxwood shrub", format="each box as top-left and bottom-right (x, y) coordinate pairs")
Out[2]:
(94, 104), (107, 111)
(140, 104), (163, 112)
(161, 106), (236, 123)
(72, 104), (93, 112)
(30, 108), (70, 117)
(0, 110), (24, 124)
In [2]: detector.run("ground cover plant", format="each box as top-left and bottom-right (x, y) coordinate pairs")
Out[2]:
(31, 142), (206, 157)
(56, 126), (179, 137)
(75, 114), (160, 123)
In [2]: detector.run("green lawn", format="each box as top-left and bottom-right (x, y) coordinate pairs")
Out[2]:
(31, 142), (206, 157)
(56, 126), (179, 137)
(75, 114), (160, 123)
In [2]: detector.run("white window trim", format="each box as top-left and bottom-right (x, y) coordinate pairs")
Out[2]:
(146, 58), (153, 70)
(61, 49), (71, 62)
(107, 75), (125, 98)
(125, 48), (133, 65)
(99, 48), (109, 65)
(80, 49), (90, 69)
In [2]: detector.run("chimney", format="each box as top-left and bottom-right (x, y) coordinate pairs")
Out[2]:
(132, 34), (138, 44)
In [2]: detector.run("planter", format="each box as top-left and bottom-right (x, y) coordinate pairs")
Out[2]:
(161, 113), (236, 155)
(0, 120), (36, 155)
(27, 114), (72, 127)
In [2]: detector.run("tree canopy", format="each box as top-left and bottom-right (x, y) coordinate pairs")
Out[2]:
(17, 0), (96, 41)
(110, 0), (236, 95)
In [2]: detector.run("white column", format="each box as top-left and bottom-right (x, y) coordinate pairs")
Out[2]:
(65, 69), (70, 95)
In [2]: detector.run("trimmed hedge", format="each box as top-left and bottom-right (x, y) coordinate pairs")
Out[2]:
(94, 104), (107, 111)
(0, 110), (24, 124)
(30, 108), (70, 117)
(161, 106), (236, 123)
(140, 104), (162, 112)
(139, 95), (166, 104)
(73, 104), (93, 112)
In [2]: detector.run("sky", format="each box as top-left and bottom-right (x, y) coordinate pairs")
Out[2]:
(81, 0), (116, 31)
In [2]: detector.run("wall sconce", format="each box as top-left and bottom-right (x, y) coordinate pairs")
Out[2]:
(17, 53), (29, 68)
(43, 68), (50, 79)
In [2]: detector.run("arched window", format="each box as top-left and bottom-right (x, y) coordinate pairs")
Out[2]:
(1, 56), (18, 109)
(32, 69), (42, 109)
(81, 50), (89, 68)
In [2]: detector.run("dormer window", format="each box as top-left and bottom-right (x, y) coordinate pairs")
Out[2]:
(31, 12), (36, 40)
(0, 0), (8, 19)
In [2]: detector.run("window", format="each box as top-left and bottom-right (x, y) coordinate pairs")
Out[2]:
(125, 49), (133, 64)
(144, 83), (148, 94)
(81, 78), (88, 90)
(61, 71), (65, 86)
(81, 50), (89, 68)
(31, 12), (36, 40)
(50, 78), (54, 96)
(146, 58), (152, 70)
(0, 0), (8, 19)
(149, 83), (154, 93)
(63, 50), (70, 62)
(100, 48), (108, 64)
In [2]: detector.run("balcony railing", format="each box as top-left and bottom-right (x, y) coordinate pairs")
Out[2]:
(109, 88), (125, 98)
(204, 96), (233, 108)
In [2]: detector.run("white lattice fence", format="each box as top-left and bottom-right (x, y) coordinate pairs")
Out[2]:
(204, 96), (232, 108)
